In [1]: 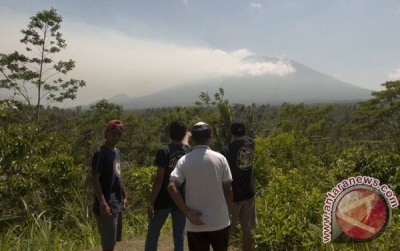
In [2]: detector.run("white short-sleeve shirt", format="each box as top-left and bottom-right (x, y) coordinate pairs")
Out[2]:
(170, 145), (232, 232)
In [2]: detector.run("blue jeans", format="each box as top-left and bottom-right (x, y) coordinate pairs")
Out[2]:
(144, 207), (186, 251)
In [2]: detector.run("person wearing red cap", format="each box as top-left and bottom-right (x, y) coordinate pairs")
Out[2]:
(92, 119), (128, 251)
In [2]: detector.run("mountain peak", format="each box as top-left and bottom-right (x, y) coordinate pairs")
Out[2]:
(107, 57), (372, 109)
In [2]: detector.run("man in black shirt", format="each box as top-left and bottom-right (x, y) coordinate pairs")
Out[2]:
(92, 119), (128, 251)
(221, 122), (257, 251)
(145, 121), (192, 251)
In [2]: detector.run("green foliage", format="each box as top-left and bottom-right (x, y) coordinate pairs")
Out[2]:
(120, 113), (163, 167)
(61, 189), (99, 248)
(0, 193), (98, 251)
(194, 88), (232, 150)
(89, 99), (123, 119)
(352, 80), (400, 152)
(111, 165), (158, 239)
(252, 136), (328, 250)
(329, 147), (400, 194)
(255, 168), (325, 250)
(0, 122), (83, 221)
(3, 81), (400, 250)
(125, 166), (157, 211)
(74, 99), (124, 163)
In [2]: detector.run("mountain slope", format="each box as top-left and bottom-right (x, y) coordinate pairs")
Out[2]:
(109, 57), (372, 109)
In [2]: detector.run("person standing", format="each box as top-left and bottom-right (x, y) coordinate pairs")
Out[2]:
(145, 121), (192, 251)
(168, 122), (233, 251)
(221, 122), (257, 251)
(92, 119), (128, 251)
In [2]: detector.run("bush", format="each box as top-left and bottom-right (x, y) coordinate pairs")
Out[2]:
(0, 123), (84, 224)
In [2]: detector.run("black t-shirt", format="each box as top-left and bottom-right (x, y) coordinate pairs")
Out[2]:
(92, 145), (123, 216)
(154, 143), (192, 209)
(221, 136), (256, 202)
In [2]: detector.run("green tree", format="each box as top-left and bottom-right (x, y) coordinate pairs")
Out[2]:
(0, 8), (85, 127)
(71, 99), (124, 166)
(275, 103), (335, 166)
(194, 88), (232, 150)
(352, 81), (400, 152)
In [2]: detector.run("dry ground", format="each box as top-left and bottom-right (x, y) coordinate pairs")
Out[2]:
(86, 237), (240, 251)
(87, 237), (186, 251)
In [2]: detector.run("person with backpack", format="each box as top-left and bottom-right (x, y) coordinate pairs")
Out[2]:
(145, 121), (192, 251)
(221, 122), (257, 251)
(92, 119), (128, 251)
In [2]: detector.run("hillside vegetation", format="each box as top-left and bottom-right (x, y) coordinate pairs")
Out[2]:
(1, 83), (400, 250)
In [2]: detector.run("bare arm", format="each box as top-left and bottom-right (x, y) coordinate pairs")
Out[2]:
(120, 178), (128, 210)
(182, 132), (191, 145)
(168, 180), (204, 225)
(148, 167), (165, 219)
(223, 182), (234, 218)
(167, 180), (190, 214)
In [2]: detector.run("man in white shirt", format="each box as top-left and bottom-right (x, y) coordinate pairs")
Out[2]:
(168, 122), (233, 251)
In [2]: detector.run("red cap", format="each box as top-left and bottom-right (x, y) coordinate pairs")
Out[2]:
(106, 119), (124, 131)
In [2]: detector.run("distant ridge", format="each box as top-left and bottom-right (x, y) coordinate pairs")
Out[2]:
(107, 56), (372, 109)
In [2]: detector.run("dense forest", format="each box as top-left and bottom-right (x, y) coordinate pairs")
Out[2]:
(1, 8), (400, 251)
(2, 83), (400, 250)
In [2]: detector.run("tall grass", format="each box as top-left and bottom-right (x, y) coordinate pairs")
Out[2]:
(0, 191), (99, 251)
(0, 200), (62, 251)
(0, 182), (157, 251)
(1, 174), (399, 250)
(61, 189), (100, 249)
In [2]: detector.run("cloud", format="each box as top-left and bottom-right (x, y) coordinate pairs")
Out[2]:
(197, 49), (295, 77)
(1, 7), (294, 107)
(250, 3), (262, 9)
(388, 69), (400, 81)
(237, 60), (296, 76)
(60, 22), (296, 103)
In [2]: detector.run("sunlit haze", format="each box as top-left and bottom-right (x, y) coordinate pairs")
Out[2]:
(1, 0), (400, 107)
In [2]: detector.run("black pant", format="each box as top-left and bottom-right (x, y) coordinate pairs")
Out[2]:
(187, 225), (230, 251)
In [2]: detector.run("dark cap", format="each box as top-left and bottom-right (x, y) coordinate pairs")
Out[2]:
(191, 122), (212, 140)
(231, 122), (246, 136)
(106, 119), (124, 131)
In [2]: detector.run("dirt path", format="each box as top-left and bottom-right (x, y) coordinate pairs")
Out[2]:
(87, 238), (240, 251)
(87, 238), (173, 251)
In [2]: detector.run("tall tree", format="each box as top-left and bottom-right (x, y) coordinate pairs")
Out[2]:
(0, 8), (85, 126)
(352, 80), (400, 152)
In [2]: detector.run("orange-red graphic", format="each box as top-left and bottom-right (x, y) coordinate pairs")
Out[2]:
(335, 188), (388, 240)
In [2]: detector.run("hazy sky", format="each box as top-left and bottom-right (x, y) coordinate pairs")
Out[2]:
(1, 0), (400, 107)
